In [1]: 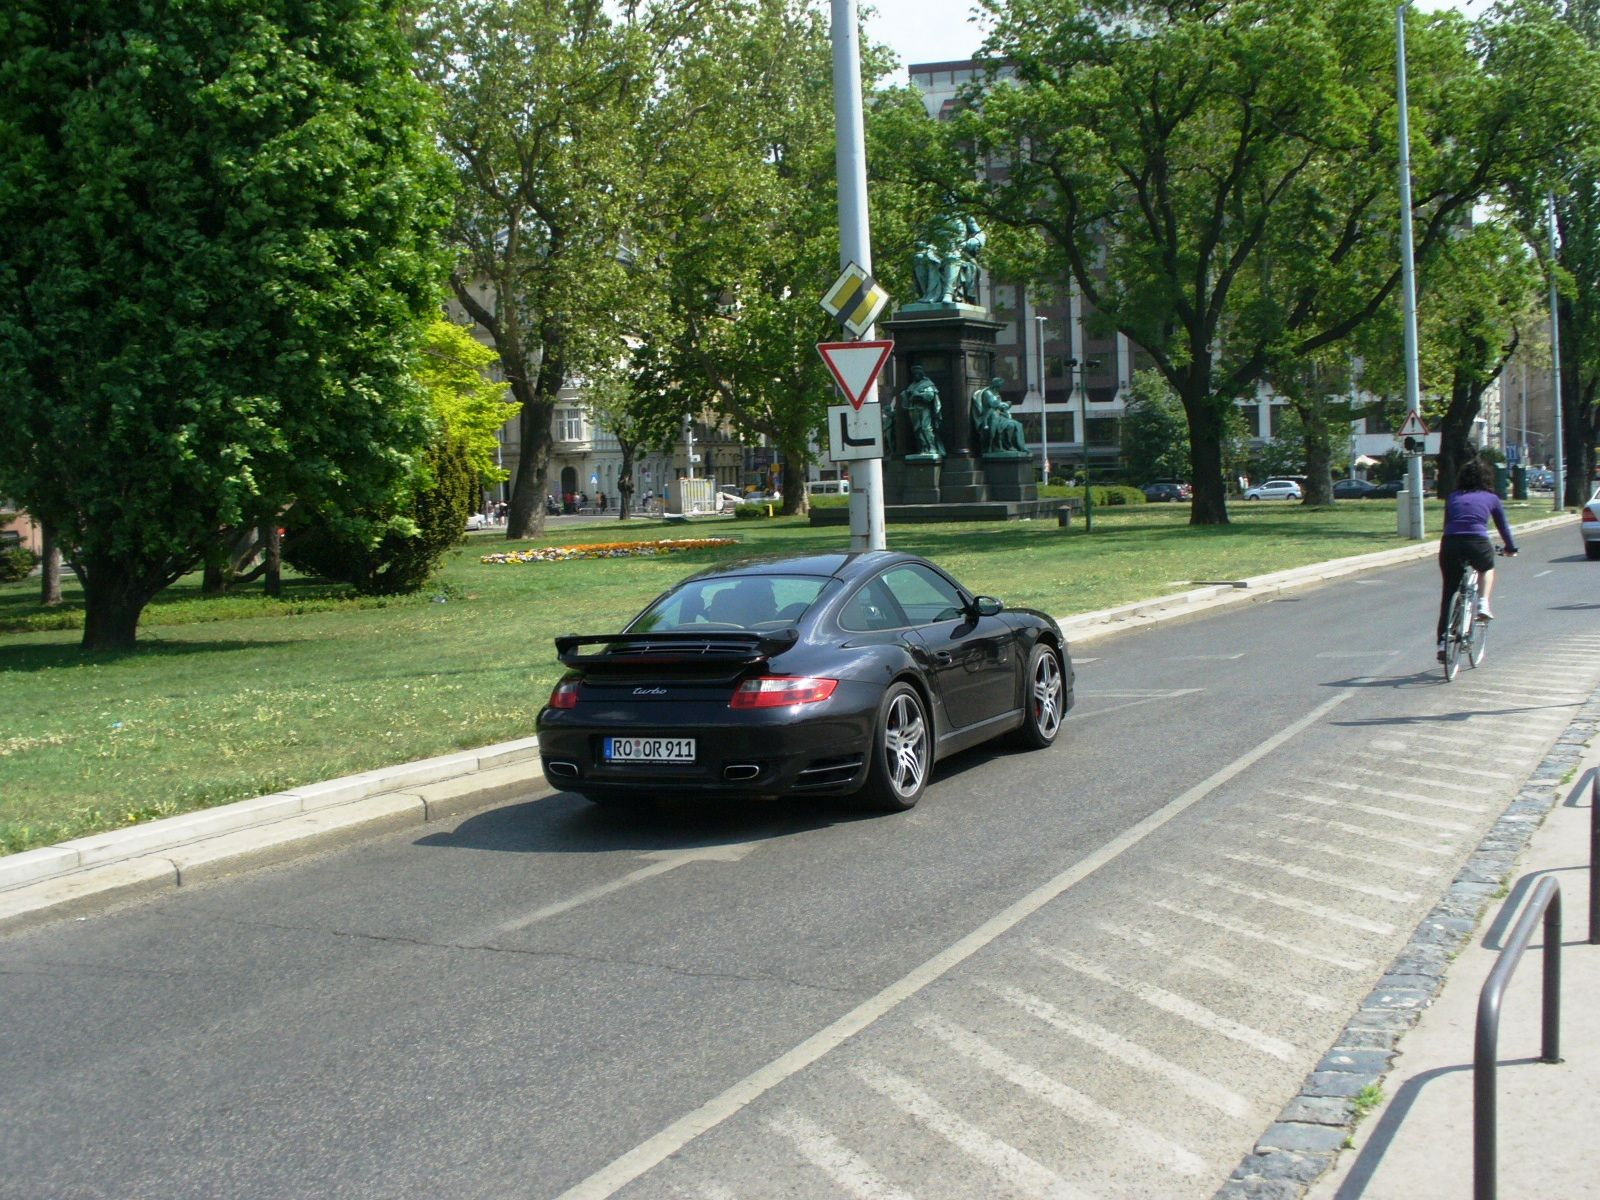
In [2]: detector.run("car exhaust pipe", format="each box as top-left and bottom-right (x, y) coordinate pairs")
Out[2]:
(545, 760), (580, 779)
(723, 763), (761, 782)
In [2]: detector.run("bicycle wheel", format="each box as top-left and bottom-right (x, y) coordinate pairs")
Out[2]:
(1443, 593), (1465, 681)
(1467, 605), (1489, 667)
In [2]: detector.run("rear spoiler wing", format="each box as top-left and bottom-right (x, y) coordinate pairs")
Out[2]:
(554, 628), (800, 670)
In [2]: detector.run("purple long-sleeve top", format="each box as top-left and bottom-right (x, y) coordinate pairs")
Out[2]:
(1442, 488), (1517, 550)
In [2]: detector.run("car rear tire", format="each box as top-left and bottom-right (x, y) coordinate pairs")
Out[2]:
(1586, 542), (1600, 561)
(1011, 643), (1065, 749)
(859, 681), (930, 812)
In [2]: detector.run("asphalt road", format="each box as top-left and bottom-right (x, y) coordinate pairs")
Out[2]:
(3, 524), (1597, 1200)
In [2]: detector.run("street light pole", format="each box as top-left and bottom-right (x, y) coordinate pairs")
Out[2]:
(1066, 357), (1100, 531)
(1036, 315), (1049, 484)
(1396, 0), (1425, 540)
(1547, 192), (1566, 511)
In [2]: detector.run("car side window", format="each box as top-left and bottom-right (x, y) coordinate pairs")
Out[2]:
(839, 578), (907, 631)
(877, 564), (966, 626)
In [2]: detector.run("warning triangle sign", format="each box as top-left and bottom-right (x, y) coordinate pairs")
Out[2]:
(1398, 411), (1429, 438)
(817, 340), (893, 410)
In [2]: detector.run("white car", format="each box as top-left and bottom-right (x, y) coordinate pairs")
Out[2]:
(1581, 488), (1600, 560)
(1244, 479), (1302, 501)
(465, 512), (488, 530)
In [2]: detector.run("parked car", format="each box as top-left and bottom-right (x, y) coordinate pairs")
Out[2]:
(1141, 481), (1188, 503)
(1332, 478), (1377, 499)
(1582, 489), (1600, 560)
(465, 512), (488, 531)
(805, 479), (850, 498)
(1243, 479), (1302, 501)
(1363, 478), (1406, 499)
(536, 551), (1074, 812)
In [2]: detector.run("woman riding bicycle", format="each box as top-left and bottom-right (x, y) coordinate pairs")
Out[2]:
(1436, 455), (1517, 662)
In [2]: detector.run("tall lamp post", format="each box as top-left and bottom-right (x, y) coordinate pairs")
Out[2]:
(1036, 315), (1050, 484)
(1066, 357), (1101, 530)
(1396, 0), (1425, 540)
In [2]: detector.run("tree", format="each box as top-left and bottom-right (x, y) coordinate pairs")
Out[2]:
(415, 0), (658, 538)
(935, 0), (1596, 524)
(0, 0), (450, 649)
(1120, 371), (1190, 484)
(419, 319), (515, 498)
(583, 339), (696, 520)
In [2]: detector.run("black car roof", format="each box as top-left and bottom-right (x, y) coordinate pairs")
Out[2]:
(679, 550), (920, 584)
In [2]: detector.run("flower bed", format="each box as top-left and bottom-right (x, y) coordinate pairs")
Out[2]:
(481, 537), (738, 565)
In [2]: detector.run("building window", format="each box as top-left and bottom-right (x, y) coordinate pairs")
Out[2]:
(1086, 417), (1119, 448)
(557, 409), (582, 442)
(1238, 403), (1262, 438)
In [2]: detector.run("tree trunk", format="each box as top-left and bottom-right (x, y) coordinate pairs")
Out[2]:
(40, 521), (61, 606)
(617, 445), (636, 520)
(263, 522), (281, 597)
(80, 557), (154, 651)
(1183, 394), (1230, 525)
(779, 447), (807, 515)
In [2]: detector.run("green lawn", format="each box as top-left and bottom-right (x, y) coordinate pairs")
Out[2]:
(0, 498), (1522, 855)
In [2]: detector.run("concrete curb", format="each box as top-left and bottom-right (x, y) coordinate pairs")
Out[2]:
(1, 511), (1575, 933)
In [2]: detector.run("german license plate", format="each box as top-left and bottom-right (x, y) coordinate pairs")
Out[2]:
(603, 736), (695, 763)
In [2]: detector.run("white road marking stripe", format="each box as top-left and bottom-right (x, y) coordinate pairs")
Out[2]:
(1264, 809), (1457, 854)
(1031, 942), (1298, 1060)
(852, 1063), (1094, 1200)
(1173, 653), (1245, 660)
(1315, 650), (1398, 658)
(1170, 869), (1396, 936)
(1300, 776), (1480, 813)
(986, 984), (1252, 1118)
(553, 693), (1352, 1200)
(1220, 850), (1421, 903)
(1536, 569), (1553, 578)
(764, 1111), (917, 1200)
(918, 1015), (1207, 1177)
(1283, 793), (1474, 833)
(1254, 829), (1442, 877)
(1375, 754), (1516, 782)
(1149, 899), (1371, 970)
(1097, 922), (1337, 1011)
(691, 1185), (740, 1200)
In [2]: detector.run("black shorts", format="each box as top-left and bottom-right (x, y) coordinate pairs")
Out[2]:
(1440, 534), (1495, 574)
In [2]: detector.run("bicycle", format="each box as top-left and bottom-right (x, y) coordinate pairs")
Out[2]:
(1441, 546), (1512, 681)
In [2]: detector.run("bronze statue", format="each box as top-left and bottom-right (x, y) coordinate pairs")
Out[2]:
(971, 377), (1027, 455)
(897, 365), (944, 457)
(911, 213), (985, 305)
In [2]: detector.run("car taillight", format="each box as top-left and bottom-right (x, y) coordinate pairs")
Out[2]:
(730, 676), (838, 709)
(547, 678), (581, 709)
(1585, 506), (1598, 522)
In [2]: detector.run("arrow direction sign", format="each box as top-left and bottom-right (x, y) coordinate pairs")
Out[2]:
(820, 262), (889, 338)
(828, 403), (884, 461)
(817, 340), (893, 410)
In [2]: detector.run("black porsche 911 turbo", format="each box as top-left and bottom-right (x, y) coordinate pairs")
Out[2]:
(535, 550), (1074, 811)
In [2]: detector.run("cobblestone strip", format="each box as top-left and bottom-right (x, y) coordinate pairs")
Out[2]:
(1214, 687), (1600, 1200)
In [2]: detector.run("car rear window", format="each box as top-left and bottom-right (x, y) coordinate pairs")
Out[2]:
(632, 575), (828, 631)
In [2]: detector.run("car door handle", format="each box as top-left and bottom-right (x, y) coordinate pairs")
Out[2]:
(932, 651), (953, 666)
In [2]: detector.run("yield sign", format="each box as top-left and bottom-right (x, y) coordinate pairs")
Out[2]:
(1397, 410), (1429, 438)
(817, 340), (893, 410)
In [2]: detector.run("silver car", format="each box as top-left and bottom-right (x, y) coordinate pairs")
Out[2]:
(1581, 489), (1600, 560)
(1244, 479), (1303, 501)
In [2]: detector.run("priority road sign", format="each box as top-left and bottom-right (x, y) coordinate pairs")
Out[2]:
(820, 263), (890, 339)
(817, 340), (893, 410)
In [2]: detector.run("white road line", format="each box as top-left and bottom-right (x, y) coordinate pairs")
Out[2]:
(764, 1111), (917, 1200)
(1535, 569), (1553, 578)
(1315, 650), (1399, 659)
(1283, 793), (1474, 833)
(552, 692), (1352, 1200)
(852, 1063), (1095, 1200)
(1220, 850), (1421, 903)
(1031, 943), (1298, 1060)
(1097, 922), (1337, 1011)
(985, 983), (1253, 1118)
(1254, 829), (1442, 877)
(1301, 775), (1481, 813)
(1263, 809), (1457, 854)
(917, 1015), (1207, 1178)
(1375, 754), (1517, 782)
(492, 843), (765, 936)
(1173, 653), (1245, 660)
(1148, 899), (1371, 971)
(1170, 869), (1396, 935)
(690, 1185), (740, 1200)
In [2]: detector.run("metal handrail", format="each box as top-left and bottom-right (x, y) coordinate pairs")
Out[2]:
(1590, 772), (1599, 945)
(1474, 875), (1562, 1200)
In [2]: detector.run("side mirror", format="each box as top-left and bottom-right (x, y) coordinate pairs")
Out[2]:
(972, 595), (1004, 618)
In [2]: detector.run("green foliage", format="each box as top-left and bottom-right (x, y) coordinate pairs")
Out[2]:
(0, 544), (37, 583)
(285, 431), (476, 596)
(420, 320), (513, 488)
(1121, 371), (1191, 484)
(1060, 485), (1146, 507)
(732, 503), (771, 520)
(0, 0), (452, 648)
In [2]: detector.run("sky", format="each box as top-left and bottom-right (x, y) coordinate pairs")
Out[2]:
(862, 0), (1493, 78)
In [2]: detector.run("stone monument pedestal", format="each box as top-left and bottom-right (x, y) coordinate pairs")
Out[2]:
(981, 456), (1035, 501)
(899, 458), (943, 505)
